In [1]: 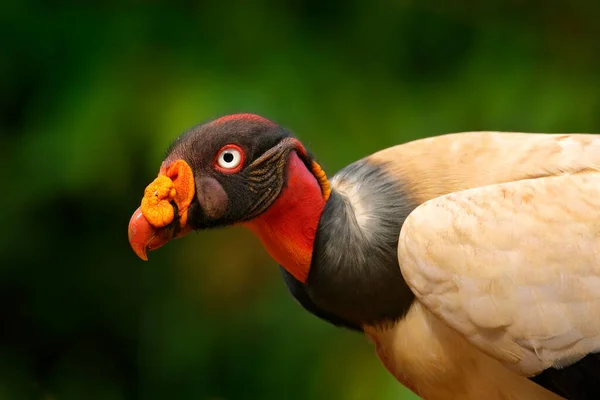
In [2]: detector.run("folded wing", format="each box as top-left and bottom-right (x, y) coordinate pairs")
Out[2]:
(399, 171), (600, 379)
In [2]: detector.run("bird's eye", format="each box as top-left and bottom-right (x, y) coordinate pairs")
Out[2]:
(218, 149), (242, 169)
(215, 144), (245, 173)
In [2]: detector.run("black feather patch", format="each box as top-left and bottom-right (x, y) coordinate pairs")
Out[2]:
(530, 354), (600, 400)
(279, 266), (363, 332)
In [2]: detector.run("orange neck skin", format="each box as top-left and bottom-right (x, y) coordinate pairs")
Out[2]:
(242, 152), (326, 283)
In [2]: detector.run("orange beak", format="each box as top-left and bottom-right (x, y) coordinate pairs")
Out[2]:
(128, 159), (196, 260)
(128, 207), (191, 260)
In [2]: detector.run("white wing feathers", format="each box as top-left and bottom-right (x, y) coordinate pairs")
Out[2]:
(398, 171), (600, 377)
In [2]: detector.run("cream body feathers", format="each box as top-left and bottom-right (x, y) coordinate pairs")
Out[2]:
(346, 132), (600, 399)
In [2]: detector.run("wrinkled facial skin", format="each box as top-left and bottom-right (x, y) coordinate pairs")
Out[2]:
(128, 114), (319, 260)
(164, 116), (308, 231)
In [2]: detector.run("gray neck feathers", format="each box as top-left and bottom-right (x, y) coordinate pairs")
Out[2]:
(306, 160), (418, 327)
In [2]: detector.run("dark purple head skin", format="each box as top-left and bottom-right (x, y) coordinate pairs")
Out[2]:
(164, 114), (316, 230)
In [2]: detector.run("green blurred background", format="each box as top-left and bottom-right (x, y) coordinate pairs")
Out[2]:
(3, 2), (600, 399)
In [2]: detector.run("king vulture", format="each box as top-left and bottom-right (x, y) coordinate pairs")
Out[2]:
(128, 113), (600, 400)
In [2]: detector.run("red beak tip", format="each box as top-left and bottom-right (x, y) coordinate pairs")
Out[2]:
(128, 239), (150, 261)
(128, 207), (155, 261)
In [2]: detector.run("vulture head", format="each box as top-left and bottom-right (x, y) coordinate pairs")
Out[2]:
(128, 113), (331, 283)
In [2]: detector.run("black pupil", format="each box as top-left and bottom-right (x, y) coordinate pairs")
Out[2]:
(223, 152), (234, 163)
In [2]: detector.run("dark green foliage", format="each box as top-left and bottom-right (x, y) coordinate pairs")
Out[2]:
(2, 2), (599, 399)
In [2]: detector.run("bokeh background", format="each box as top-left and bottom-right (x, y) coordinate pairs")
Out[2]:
(3, 2), (600, 399)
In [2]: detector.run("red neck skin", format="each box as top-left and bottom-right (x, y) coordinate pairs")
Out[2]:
(242, 152), (326, 283)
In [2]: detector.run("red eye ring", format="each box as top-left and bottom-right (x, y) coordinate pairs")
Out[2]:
(214, 144), (246, 174)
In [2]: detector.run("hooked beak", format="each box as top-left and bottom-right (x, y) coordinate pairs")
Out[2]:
(128, 206), (191, 260)
(128, 159), (196, 260)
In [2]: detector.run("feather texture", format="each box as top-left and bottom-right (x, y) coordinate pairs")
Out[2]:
(399, 171), (600, 376)
(363, 131), (600, 399)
